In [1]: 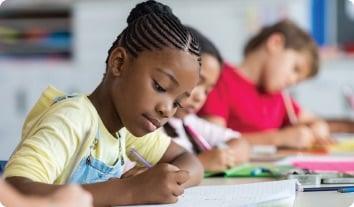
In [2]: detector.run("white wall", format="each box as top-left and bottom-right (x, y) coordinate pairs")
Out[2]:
(0, 0), (353, 159)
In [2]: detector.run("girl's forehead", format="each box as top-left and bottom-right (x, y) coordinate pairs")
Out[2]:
(137, 48), (200, 73)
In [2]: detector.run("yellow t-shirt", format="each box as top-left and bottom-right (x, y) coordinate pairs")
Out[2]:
(4, 86), (171, 184)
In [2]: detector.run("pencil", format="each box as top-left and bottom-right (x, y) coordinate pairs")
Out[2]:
(282, 90), (298, 125)
(129, 147), (152, 168)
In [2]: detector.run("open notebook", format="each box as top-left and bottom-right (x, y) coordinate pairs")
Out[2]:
(120, 179), (297, 207)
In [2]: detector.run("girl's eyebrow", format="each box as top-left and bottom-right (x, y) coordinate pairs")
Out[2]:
(156, 68), (179, 86)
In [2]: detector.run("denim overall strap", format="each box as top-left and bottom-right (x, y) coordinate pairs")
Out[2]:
(67, 125), (125, 184)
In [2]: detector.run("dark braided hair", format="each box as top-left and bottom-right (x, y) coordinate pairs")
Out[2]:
(185, 26), (223, 66)
(105, 0), (201, 68)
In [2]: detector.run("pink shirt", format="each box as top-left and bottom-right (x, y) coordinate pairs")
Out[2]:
(198, 63), (301, 133)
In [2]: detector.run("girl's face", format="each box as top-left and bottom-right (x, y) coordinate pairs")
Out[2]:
(174, 54), (221, 119)
(109, 47), (200, 137)
(261, 48), (311, 93)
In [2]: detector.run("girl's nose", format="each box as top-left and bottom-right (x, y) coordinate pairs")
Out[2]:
(156, 101), (175, 118)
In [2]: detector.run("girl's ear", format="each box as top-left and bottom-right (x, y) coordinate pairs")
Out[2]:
(265, 33), (285, 54)
(107, 47), (128, 77)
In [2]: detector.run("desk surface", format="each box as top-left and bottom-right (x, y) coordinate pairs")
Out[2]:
(201, 178), (354, 207)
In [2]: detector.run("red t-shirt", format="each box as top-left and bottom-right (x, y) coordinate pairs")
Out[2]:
(198, 63), (301, 133)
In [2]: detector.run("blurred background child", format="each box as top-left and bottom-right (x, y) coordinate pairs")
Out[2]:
(198, 20), (333, 149)
(163, 26), (250, 172)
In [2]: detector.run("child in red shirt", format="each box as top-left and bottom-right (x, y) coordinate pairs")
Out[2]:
(199, 20), (332, 149)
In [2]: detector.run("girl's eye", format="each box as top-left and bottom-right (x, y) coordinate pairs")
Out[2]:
(153, 80), (166, 93)
(173, 101), (183, 109)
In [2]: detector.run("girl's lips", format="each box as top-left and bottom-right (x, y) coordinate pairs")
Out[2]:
(142, 114), (161, 132)
(142, 118), (156, 132)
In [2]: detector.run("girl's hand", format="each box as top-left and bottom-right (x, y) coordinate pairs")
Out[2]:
(197, 148), (237, 172)
(227, 139), (250, 164)
(129, 163), (189, 204)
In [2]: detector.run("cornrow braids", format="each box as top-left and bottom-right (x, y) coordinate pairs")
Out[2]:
(105, 0), (201, 69)
(185, 26), (224, 66)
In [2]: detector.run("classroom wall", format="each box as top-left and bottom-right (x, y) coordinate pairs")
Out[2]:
(0, 0), (353, 159)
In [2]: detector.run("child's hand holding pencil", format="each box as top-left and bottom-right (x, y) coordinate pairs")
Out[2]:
(125, 148), (189, 203)
(307, 120), (336, 146)
(197, 148), (237, 171)
(127, 163), (190, 204)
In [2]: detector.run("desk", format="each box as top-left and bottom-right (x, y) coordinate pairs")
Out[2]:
(201, 178), (354, 207)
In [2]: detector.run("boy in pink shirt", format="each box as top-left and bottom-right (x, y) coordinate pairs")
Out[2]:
(200, 62), (301, 133)
(199, 20), (332, 149)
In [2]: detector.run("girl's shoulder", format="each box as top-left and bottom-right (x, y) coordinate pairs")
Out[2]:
(23, 86), (99, 138)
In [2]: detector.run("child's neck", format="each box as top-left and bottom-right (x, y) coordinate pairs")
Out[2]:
(88, 84), (123, 137)
(238, 49), (265, 85)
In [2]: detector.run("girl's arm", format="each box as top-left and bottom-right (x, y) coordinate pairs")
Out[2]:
(298, 110), (354, 133)
(327, 119), (354, 133)
(6, 176), (133, 207)
(200, 114), (314, 148)
(241, 109), (333, 149)
(1, 179), (93, 207)
(242, 126), (316, 149)
(157, 141), (204, 187)
(6, 160), (195, 207)
(0, 178), (26, 207)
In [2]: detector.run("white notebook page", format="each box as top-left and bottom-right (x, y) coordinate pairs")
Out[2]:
(120, 179), (296, 207)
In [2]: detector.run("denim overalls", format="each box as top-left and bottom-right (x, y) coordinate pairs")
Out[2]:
(53, 94), (125, 184)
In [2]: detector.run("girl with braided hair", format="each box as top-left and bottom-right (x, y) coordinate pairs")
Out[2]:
(4, 1), (203, 206)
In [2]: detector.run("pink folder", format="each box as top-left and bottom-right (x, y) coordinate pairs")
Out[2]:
(293, 161), (354, 173)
